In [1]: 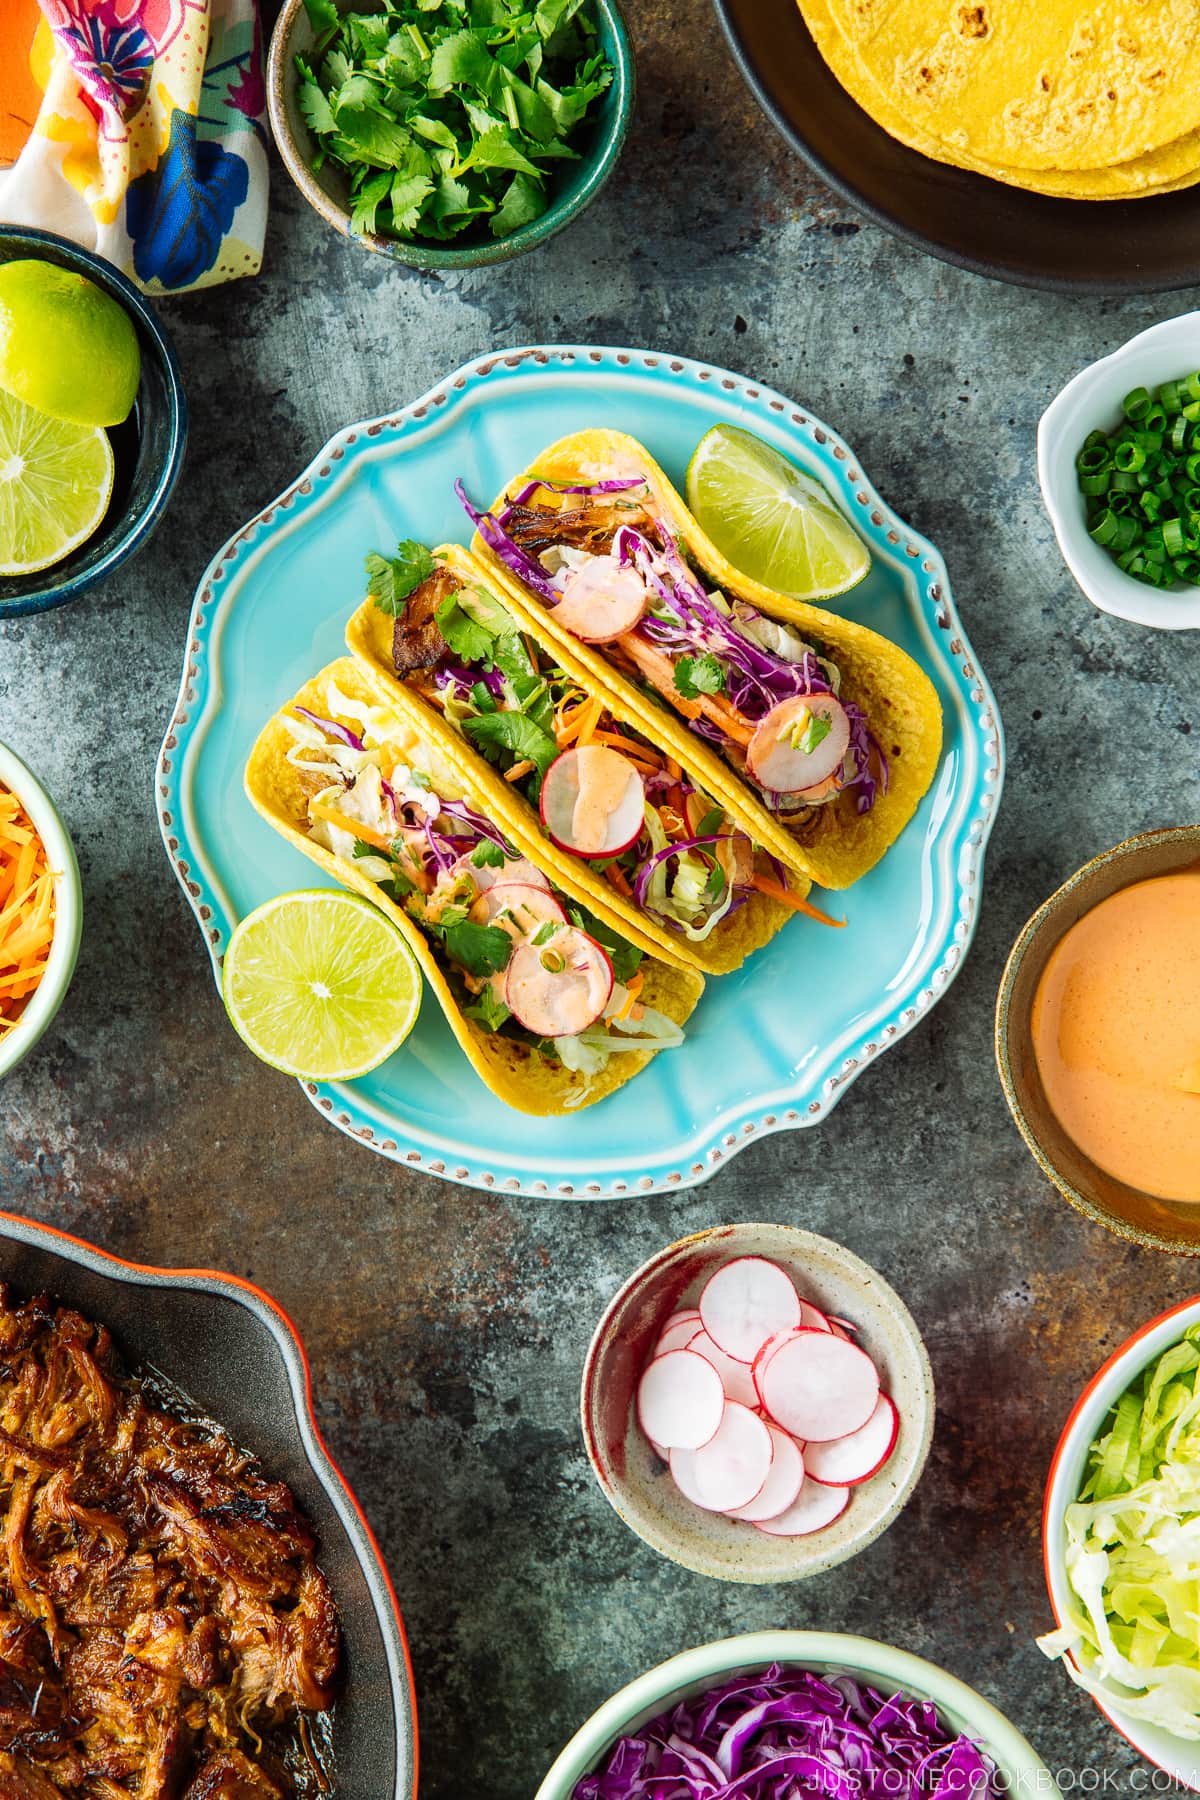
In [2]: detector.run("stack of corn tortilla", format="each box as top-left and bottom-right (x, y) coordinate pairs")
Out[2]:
(798, 0), (1200, 198)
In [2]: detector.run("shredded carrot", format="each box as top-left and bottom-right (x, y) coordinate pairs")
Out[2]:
(555, 693), (605, 748)
(614, 969), (645, 1019)
(750, 873), (845, 929)
(0, 788), (55, 1037)
(587, 733), (661, 770)
(605, 863), (634, 900)
(504, 759), (535, 782)
(309, 804), (393, 852)
(665, 758), (682, 780)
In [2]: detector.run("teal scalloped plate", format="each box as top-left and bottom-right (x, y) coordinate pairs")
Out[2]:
(157, 347), (1003, 1199)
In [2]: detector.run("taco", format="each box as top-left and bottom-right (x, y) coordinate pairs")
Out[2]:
(244, 658), (703, 1117)
(456, 429), (943, 891)
(346, 543), (835, 976)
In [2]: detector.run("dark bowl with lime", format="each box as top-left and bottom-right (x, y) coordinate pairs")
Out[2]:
(0, 227), (187, 622)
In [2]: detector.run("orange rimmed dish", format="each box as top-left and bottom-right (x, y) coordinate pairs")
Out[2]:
(996, 826), (1200, 1254)
(0, 740), (81, 1077)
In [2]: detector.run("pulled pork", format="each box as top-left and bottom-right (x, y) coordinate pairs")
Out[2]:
(0, 1289), (339, 1797)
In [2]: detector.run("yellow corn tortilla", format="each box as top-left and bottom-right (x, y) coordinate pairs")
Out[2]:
(346, 542), (799, 976)
(799, 0), (1200, 198)
(244, 657), (704, 1117)
(470, 430), (943, 893)
(821, 0), (1200, 175)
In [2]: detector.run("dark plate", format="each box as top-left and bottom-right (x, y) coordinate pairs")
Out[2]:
(0, 1211), (418, 1799)
(713, 0), (1200, 293)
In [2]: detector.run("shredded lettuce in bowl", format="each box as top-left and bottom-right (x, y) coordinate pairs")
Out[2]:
(1039, 1321), (1200, 1739)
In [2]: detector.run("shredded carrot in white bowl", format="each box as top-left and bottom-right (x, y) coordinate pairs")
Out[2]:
(0, 786), (56, 1038)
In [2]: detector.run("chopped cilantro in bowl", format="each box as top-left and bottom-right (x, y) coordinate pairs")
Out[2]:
(275, 0), (630, 261)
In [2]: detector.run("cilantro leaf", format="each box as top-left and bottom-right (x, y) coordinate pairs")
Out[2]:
(461, 709), (559, 781)
(471, 839), (506, 868)
(435, 592), (498, 664)
(464, 985), (511, 1031)
(703, 859), (727, 904)
(794, 712), (833, 756)
(302, 0), (340, 35)
(366, 540), (436, 614)
(695, 805), (725, 837)
(443, 920), (513, 977)
(531, 921), (560, 946)
(567, 903), (642, 985)
(674, 653), (727, 700)
(379, 874), (415, 902)
(492, 172), (545, 238)
(299, 81), (336, 135)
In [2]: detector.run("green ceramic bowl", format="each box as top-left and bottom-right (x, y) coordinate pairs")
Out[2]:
(267, 0), (634, 270)
(0, 740), (82, 1079)
(996, 825), (1200, 1255)
(534, 1631), (1053, 1799)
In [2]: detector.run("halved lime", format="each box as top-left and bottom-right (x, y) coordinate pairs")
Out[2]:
(0, 260), (140, 428)
(0, 389), (113, 576)
(686, 424), (871, 601)
(222, 889), (423, 1081)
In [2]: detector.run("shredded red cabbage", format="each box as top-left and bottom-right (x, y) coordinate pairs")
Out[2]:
(437, 798), (514, 856)
(437, 664), (507, 700)
(456, 479), (562, 605)
(572, 1666), (999, 1800)
(293, 706), (366, 752)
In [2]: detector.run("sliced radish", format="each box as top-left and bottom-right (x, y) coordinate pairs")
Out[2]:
(698, 1257), (802, 1364)
(746, 694), (850, 796)
(828, 1317), (855, 1342)
(659, 1308), (701, 1335)
(802, 1395), (898, 1486)
(726, 1425), (805, 1522)
(454, 852), (550, 893)
(755, 1476), (850, 1537)
(636, 1350), (724, 1451)
(553, 555), (648, 642)
(540, 745), (645, 859)
(687, 1331), (759, 1409)
(481, 883), (567, 941)
(669, 1402), (773, 1513)
(797, 1300), (833, 1334)
(756, 1330), (880, 1442)
(504, 927), (612, 1037)
(646, 1434), (670, 1463)
(654, 1317), (706, 1358)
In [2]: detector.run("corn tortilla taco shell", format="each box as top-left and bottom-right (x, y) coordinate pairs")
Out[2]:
(346, 543), (799, 976)
(469, 429), (943, 893)
(245, 657), (704, 1117)
(820, 0), (1200, 174)
(799, 0), (1200, 198)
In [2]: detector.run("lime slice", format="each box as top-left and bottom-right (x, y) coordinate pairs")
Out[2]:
(0, 389), (113, 577)
(0, 259), (140, 428)
(222, 889), (423, 1081)
(686, 424), (871, 602)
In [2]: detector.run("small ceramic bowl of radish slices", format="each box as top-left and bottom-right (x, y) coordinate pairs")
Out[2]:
(580, 1223), (934, 1582)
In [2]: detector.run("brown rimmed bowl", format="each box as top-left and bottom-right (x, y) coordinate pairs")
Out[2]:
(0, 1210), (418, 1797)
(580, 1223), (935, 1584)
(995, 825), (1200, 1254)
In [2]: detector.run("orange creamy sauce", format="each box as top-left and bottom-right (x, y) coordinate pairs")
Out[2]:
(1031, 872), (1200, 1203)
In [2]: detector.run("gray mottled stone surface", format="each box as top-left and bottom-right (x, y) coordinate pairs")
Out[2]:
(2, 1), (1199, 1795)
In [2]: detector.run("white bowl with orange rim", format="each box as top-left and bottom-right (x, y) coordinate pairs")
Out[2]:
(1043, 1295), (1200, 1787)
(0, 739), (82, 1078)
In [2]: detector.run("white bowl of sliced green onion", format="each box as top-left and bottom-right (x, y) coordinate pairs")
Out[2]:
(1039, 311), (1200, 630)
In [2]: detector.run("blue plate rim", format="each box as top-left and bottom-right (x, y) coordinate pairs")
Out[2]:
(155, 344), (1004, 1197)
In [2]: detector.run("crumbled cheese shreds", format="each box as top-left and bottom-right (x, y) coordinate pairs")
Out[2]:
(0, 787), (55, 1036)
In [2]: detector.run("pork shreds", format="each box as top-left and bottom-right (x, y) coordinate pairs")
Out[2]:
(391, 564), (461, 675)
(0, 1288), (339, 1798)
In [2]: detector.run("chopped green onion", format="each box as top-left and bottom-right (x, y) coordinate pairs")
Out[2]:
(1114, 440), (1146, 472)
(1123, 385), (1152, 422)
(1164, 517), (1188, 557)
(1160, 379), (1183, 414)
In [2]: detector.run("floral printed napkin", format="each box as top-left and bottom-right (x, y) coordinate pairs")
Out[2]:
(0, 0), (269, 293)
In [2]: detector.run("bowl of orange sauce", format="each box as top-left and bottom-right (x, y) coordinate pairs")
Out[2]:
(997, 827), (1200, 1253)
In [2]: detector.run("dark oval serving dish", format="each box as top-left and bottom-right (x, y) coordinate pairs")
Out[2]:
(0, 1210), (418, 1799)
(713, 0), (1200, 294)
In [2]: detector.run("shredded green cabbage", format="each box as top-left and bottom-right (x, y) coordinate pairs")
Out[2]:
(1039, 1321), (1200, 1737)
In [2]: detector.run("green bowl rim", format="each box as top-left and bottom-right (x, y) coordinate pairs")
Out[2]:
(266, 0), (635, 269)
(0, 740), (83, 1078)
(994, 824), (1200, 1256)
(533, 1629), (1054, 1799)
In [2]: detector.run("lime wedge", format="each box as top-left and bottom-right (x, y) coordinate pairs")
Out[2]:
(686, 424), (871, 601)
(0, 389), (113, 577)
(222, 889), (423, 1081)
(0, 259), (140, 428)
